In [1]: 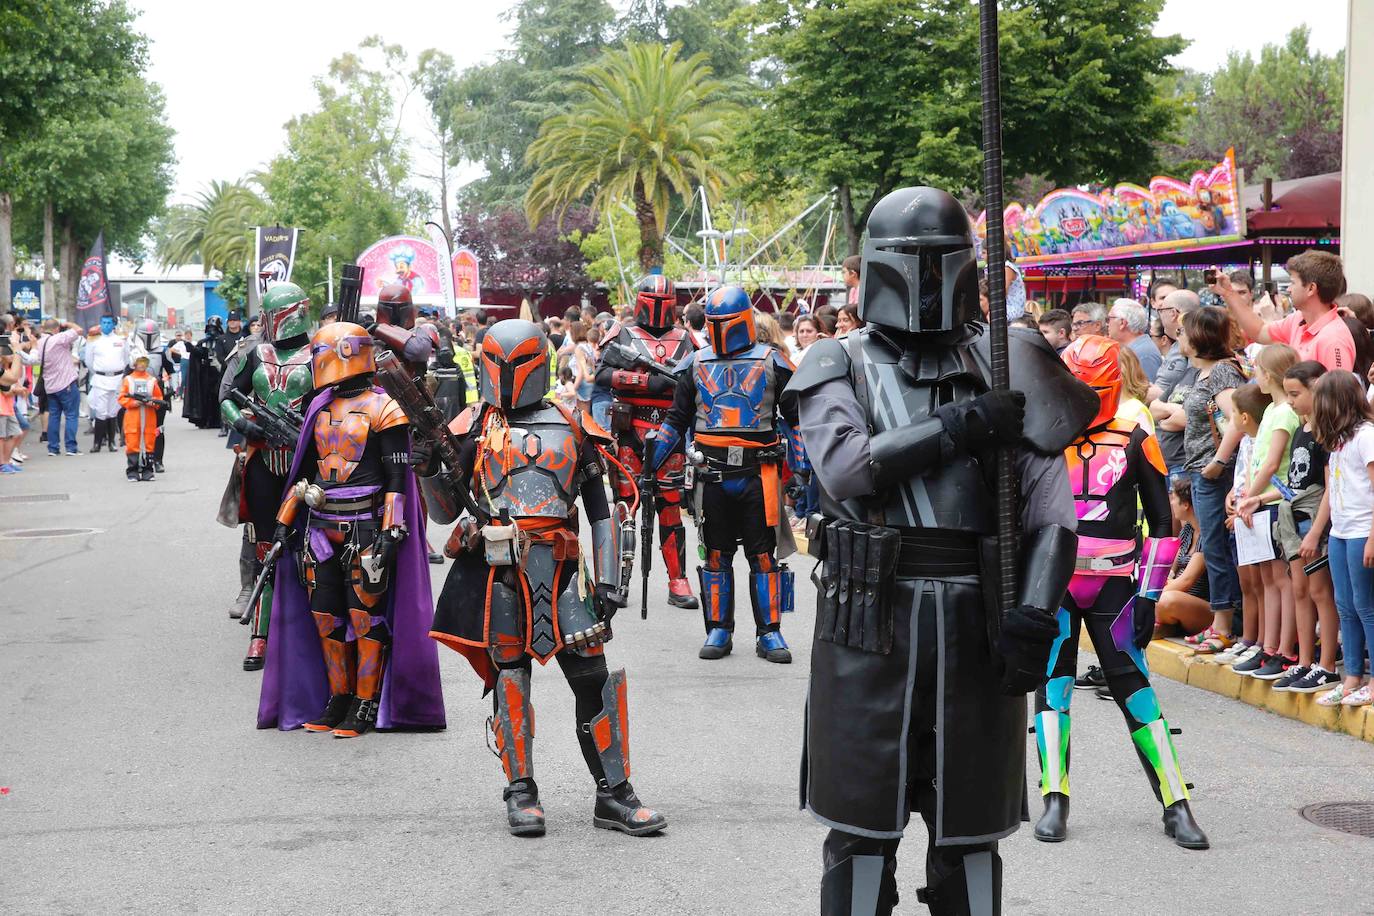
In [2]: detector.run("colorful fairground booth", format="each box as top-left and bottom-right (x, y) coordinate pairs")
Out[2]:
(974, 149), (1342, 308)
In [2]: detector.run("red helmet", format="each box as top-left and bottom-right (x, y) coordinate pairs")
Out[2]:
(635, 275), (676, 329)
(377, 283), (417, 329)
(1061, 334), (1122, 429)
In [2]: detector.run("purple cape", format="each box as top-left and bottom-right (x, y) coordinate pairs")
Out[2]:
(257, 386), (446, 731)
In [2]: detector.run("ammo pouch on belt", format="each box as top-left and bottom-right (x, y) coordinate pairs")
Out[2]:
(812, 518), (900, 655)
(610, 401), (634, 435)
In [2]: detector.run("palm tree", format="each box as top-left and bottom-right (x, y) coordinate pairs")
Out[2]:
(156, 179), (263, 272)
(525, 42), (735, 272)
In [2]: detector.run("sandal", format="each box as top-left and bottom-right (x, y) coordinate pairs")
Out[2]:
(1194, 632), (1235, 655)
(1184, 626), (1216, 647)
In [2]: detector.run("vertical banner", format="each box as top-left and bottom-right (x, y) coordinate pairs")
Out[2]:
(452, 247), (480, 309)
(426, 222), (457, 318)
(252, 225), (301, 312)
(75, 230), (115, 321)
(9, 280), (42, 320)
(167, 306), (178, 329)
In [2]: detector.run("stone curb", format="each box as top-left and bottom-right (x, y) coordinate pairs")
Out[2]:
(1082, 631), (1374, 744)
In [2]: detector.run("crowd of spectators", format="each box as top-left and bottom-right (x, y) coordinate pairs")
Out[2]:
(1050, 251), (1374, 707)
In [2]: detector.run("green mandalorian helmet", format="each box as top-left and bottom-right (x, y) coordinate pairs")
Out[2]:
(261, 282), (312, 343)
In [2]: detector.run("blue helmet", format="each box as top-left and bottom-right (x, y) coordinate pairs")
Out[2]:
(704, 286), (755, 355)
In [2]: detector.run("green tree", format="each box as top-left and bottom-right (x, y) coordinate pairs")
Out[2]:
(8, 72), (174, 314)
(737, 0), (1184, 254)
(0, 0), (153, 310)
(444, 0), (617, 208)
(1161, 27), (1343, 181)
(569, 208), (690, 304)
(258, 41), (426, 304)
(154, 180), (265, 273)
(525, 42), (735, 271)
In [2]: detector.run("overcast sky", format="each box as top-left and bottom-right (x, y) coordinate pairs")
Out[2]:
(132, 0), (1350, 206)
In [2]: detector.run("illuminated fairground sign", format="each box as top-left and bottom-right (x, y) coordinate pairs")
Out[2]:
(975, 149), (1245, 267)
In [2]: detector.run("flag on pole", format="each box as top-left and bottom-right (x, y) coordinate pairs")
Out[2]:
(75, 231), (115, 320)
(426, 222), (457, 318)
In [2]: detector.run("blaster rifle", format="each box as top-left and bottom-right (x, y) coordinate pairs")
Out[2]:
(132, 394), (169, 409)
(639, 432), (657, 620)
(228, 389), (302, 449)
(338, 264), (364, 325)
(240, 540), (283, 627)
(373, 350), (489, 524)
(602, 342), (678, 384)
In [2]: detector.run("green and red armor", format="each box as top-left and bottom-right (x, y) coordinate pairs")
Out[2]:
(220, 283), (316, 670)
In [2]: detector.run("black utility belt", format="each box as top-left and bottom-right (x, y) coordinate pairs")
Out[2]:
(95, 369), (124, 376)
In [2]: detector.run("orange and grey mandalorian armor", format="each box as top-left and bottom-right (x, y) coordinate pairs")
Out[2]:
(423, 319), (665, 839)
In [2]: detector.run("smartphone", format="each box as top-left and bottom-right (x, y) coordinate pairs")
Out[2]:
(1303, 555), (1330, 576)
(1203, 268), (1218, 285)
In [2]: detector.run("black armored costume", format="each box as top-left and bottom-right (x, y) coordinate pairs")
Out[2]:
(786, 187), (1095, 916)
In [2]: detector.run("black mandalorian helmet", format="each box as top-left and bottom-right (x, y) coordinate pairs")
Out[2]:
(859, 186), (980, 334)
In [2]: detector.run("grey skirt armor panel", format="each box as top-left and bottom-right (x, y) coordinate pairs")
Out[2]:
(803, 575), (1027, 845)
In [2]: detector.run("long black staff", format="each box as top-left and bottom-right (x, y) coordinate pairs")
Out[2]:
(979, 0), (1017, 615)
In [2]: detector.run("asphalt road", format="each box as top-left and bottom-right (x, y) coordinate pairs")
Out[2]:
(2, 414), (1372, 914)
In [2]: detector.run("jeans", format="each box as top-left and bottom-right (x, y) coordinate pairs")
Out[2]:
(1328, 536), (1374, 678)
(1189, 469), (1241, 613)
(46, 382), (79, 454)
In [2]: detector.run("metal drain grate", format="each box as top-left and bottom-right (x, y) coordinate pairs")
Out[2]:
(0, 527), (100, 539)
(0, 493), (70, 504)
(1300, 802), (1374, 838)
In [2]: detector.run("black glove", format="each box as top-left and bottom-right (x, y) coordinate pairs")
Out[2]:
(372, 526), (406, 568)
(1132, 595), (1157, 650)
(272, 522), (295, 547)
(934, 390), (1025, 454)
(594, 583), (626, 622)
(997, 604), (1060, 695)
(233, 416), (267, 441)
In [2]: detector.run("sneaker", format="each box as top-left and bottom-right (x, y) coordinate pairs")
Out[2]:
(1272, 665), (1311, 691)
(1340, 685), (1373, 707)
(1285, 665), (1341, 694)
(12, 452), (25, 463)
(0, 464), (17, 474)
(66, 449), (82, 455)
(1213, 639), (1254, 664)
(1251, 654), (1296, 681)
(1232, 649), (1271, 676)
(1074, 665), (1107, 690)
(1317, 684), (1350, 707)
(1094, 684), (1114, 701)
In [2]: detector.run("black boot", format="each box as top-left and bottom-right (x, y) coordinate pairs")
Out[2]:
(821, 855), (895, 916)
(1033, 793), (1069, 842)
(593, 780), (666, 836)
(918, 848), (1002, 916)
(303, 694), (354, 732)
(333, 696), (378, 738)
(125, 454), (138, 481)
(503, 779), (546, 837)
(1162, 800), (1209, 849)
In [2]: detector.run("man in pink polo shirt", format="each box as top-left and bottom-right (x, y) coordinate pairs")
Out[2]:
(1218, 250), (1354, 373)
